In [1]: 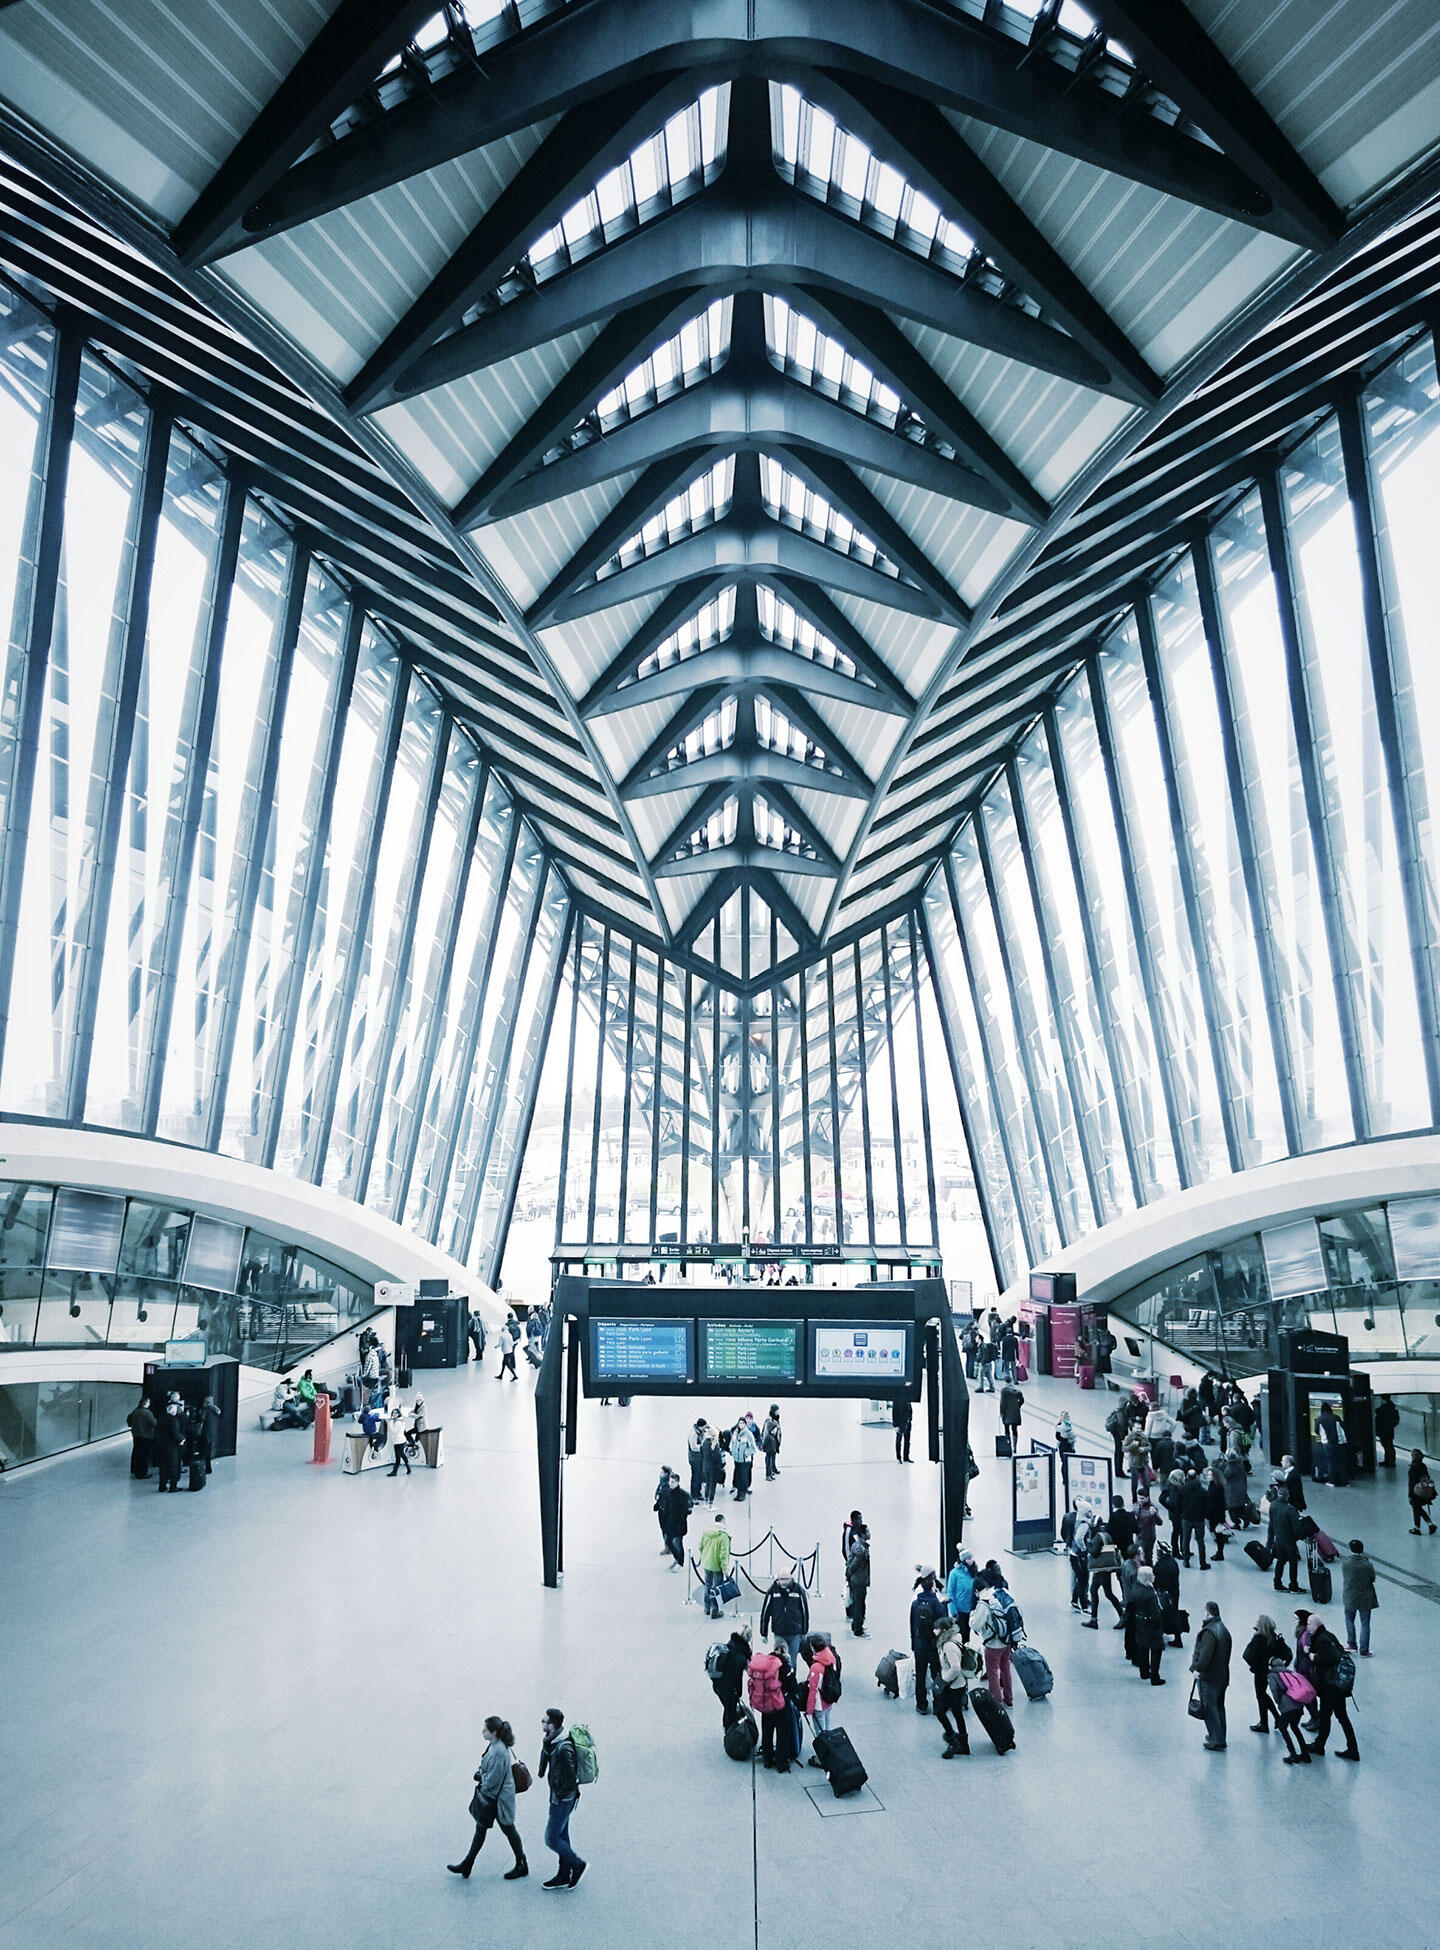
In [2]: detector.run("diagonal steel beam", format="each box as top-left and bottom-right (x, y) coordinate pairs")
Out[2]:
(574, 574), (731, 714)
(173, 0), (438, 263)
(347, 72), (715, 411)
(623, 742), (869, 803)
(584, 633), (903, 718)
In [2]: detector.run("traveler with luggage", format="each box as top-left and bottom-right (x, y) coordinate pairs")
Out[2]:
(697, 1510), (732, 1618)
(538, 1709), (588, 1889)
(1189, 1601), (1232, 1751)
(760, 1574), (810, 1669)
(1304, 1616), (1359, 1759)
(1374, 1395), (1399, 1469)
(710, 1625), (751, 1729)
(126, 1395), (156, 1479)
(747, 1642), (794, 1773)
(1340, 1539), (1377, 1655)
(1408, 1450), (1436, 1533)
(932, 1619), (972, 1755)
(1153, 1541), (1184, 1646)
(1267, 1656), (1315, 1763)
(974, 1575), (1022, 1708)
(497, 1316), (520, 1382)
(447, 1716), (528, 1882)
(998, 1381), (1024, 1454)
(845, 1521), (872, 1637)
(1128, 1565), (1166, 1685)
(1267, 1487), (1303, 1593)
(909, 1569), (947, 1716)
(802, 1634), (841, 1742)
(1242, 1614), (1291, 1733)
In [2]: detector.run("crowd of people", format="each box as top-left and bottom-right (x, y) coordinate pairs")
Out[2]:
(126, 1390), (220, 1492)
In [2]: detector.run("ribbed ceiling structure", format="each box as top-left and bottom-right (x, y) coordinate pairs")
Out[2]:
(1, 0), (1438, 975)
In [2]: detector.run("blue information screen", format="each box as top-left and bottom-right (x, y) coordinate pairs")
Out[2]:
(590, 1316), (694, 1383)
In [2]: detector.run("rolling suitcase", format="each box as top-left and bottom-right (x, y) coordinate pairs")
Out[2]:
(1012, 1643), (1053, 1700)
(187, 1459), (206, 1491)
(724, 1709), (758, 1761)
(1307, 1554), (1332, 1603)
(995, 1433), (1012, 1459)
(970, 1686), (1016, 1755)
(811, 1725), (867, 1796)
(1244, 1540), (1273, 1571)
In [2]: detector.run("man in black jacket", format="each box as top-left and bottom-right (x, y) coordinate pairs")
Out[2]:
(1178, 1469), (1210, 1570)
(760, 1575), (810, 1669)
(1267, 1487), (1303, 1593)
(660, 1470), (692, 1570)
(1190, 1600), (1232, 1750)
(538, 1710), (586, 1889)
(909, 1570), (947, 1715)
(1305, 1618), (1359, 1760)
(892, 1395), (913, 1463)
(1106, 1496), (1136, 1557)
(998, 1383), (1024, 1451)
(1278, 1453), (1307, 1514)
(1374, 1396), (1399, 1469)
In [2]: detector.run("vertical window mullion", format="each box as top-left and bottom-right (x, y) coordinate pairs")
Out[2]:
(203, 536), (310, 1151)
(616, 938), (638, 1246)
(1337, 391), (1440, 1125)
(487, 900), (574, 1289)
(879, 922), (908, 1248)
(907, 909), (942, 1250)
(1256, 468), (1371, 1139)
(648, 951), (665, 1244)
(852, 938), (876, 1245)
(586, 926), (611, 1243)
(1191, 529), (1303, 1156)
(552, 914), (584, 1253)
(825, 954), (844, 1247)
(797, 963), (813, 1242)
(919, 888), (1005, 1290)
(680, 964), (693, 1247)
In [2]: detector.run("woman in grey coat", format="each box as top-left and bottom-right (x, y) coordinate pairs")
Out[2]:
(448, 1717), (528, 1880)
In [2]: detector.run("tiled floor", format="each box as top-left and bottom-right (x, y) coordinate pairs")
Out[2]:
(3, 1359), (1436, 1949)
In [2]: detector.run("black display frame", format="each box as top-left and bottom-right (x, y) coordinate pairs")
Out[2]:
(699, 1316), (805, 1388)
(806, 1317), (916, 1392)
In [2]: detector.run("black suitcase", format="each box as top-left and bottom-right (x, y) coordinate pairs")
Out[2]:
(995, 1434), (1012, 1459)
(1308, 1560), (1332, 1603)
(811, 1726), (868, 1796)
(1244, 1540), (1273, 1571)
(187, 1460), (206, 1492)
(1296, 1513), (1319, 1541)
(969, 1686), (1015, 1755)
(397, 1363), (412, 1390)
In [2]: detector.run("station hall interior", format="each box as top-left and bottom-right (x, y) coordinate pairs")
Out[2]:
(3, 4), (1440, 1946)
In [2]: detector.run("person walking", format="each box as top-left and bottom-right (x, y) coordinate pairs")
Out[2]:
(975, 1335), (997, 1393)
(1305, 1615), (1360, 1759)
(1408, 1449), (1436, 1533)
(126, 1395), (156, 1479)
(698, 1510), (732, 1618)
(892, 1395), (913, 1463)
(760, 1574), (810, 1670)
(932, 1618), (972, 1757)
(1190, 1600), (1232, 1751)
(1267, 1485), (1303, 1592)
(1083, 1526), (1124, 1628)
(730, 1419), (756, 1500)
(1277, 1453), (1307, 1515)
(1133, 1490), (1161, 1566)
(909, 1569), (947, 1716)
(845, 1521), (872, 1638)
(660, 1469), (692, 1570)
(448, 1717), (528, 1881)
(537, 1709), (586, 1889)
(1341, 1540), (1377, 1656)
(747, 1641), (793, 1773)
(497, 1315), (520, 1382)
(1178, 1469), (1209, 1570)
(1242, 1614), (1291, 1733)
(1217, 1447), (1251, 1528)
(760, 1406), (783, 1481)
(1374, 1395), (1399, 1469)
(1129, 1564), (1166, 1684)
(999, 1322), (1019, 1385)
(467, 1308), (487, 1365)
(998, 1380), (1024, 1453)
(1122, 1423), (1153, 1503)
(388, 1421), (413, 1476)
(1153, 1541), (1184, 1647)
(701, 1424), (725, 1504)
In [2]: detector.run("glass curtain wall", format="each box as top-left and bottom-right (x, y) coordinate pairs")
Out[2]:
(925, 326), (1440, 1289)
(0, 275), (566, 1288)
(543, 912), (944, 1262)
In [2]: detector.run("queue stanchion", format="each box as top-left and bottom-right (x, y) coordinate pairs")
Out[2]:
(311, 1393), (332, 1465)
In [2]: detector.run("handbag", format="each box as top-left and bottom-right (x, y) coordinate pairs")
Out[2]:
(1187, 1679), (1206, 1720)
(468, 1785), (494, 1823)
(718, 1571), (741, 1605)
(511, 1759), (532, 1794)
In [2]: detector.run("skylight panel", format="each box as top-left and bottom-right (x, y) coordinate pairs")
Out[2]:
(599, 457), (734, 579)
(583, 298), (729, 439)
(758, 587), (859, 680)
(636, 588), (735, 681)
(754, 794), (818, 857)
(759, 456), (899, 577)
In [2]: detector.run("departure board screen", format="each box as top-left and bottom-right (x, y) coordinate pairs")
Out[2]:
(700, 1319), (802, 1386)
(589, 1316), (694, 1383)
(809, 1321), (913, 1386)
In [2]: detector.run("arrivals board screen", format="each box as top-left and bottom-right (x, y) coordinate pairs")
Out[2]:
(589, 1316), (694, 1383)
(700, 1318), (802, 1386)
(809, 1321), (913, 1387)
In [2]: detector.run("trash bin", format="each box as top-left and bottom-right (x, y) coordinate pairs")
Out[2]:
(1075, 1362), (1095, 1391)
(418, 1426), (444, 1468)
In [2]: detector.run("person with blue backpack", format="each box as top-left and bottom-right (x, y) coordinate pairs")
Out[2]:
(974, 1564), (1023, 1708)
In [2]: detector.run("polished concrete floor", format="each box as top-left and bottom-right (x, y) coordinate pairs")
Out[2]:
(3, 1357), (1438, 1949)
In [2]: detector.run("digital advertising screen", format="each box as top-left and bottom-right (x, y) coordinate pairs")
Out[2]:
(808, 1321), (913, 1387)
(700, 1318), (802, 1386)
(588, 1316), (694, 1384)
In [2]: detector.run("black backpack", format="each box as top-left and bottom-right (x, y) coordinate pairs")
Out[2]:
(820, 1653), (843, 1704)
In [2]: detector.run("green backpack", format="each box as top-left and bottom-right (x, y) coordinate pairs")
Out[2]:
(569, 1723), (599, 1785)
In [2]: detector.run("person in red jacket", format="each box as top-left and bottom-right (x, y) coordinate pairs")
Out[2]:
(803, 1635), (839, 1743)
(747, 1645), (793, 1773)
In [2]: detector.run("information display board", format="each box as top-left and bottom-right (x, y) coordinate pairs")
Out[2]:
(701, 1318), (802, 1386)
(808, 1320), (913, 1387)
(589, 1316), (694, 1384)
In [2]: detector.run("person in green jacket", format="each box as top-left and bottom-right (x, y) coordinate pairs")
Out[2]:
(698, 1511), (732, 1619)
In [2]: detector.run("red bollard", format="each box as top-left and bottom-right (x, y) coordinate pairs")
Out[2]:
(311, 1392), (332, 1465)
